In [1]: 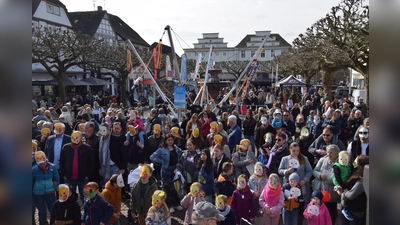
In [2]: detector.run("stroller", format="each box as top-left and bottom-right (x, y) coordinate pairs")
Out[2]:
(159, 173), (185, 206)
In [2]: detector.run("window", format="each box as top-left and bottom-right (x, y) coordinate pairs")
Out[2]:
(251, 51), (255, 57)
(241, 51), (245, 58)
(223, 52), (226, 56)
(261, 50), (265, 58)
(271, 50), (275, 58)
(46, 3), (60, 15)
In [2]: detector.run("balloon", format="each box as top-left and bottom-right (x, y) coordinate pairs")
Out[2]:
(322, 190), (331, 202)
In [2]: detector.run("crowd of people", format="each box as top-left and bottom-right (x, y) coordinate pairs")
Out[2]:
(32, 84), (369, 225)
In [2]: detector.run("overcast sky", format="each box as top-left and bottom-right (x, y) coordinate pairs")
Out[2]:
(64, 0), (355, 55)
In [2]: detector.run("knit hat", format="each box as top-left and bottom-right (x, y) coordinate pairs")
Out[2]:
(311, 190), (323, 201)
(193, 201), (225, 221)
(288, 173), (300, 183)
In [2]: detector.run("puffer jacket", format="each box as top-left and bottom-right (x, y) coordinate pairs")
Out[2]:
(130, 176), (158, 215)
(32, 163), (60, 195)
(50, 192), (81, 225)
(101, 181), (122, 224)
(303, 202), (332, 225)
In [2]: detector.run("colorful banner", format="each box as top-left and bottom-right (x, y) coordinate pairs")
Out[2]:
(153, 48), (158, 79)
(166, 55), (172, 81)
(180, 53), (187, 83)
(246, 59), (259, 80)
(174, 86), (186, 108)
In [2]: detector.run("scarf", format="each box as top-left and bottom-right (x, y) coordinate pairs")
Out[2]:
(266, 143), (288, 169)
(263, 181), (282, 207)
(99, 134), (111, 181)
(87, 195), (99, 210)
(38, 162), (51, 174)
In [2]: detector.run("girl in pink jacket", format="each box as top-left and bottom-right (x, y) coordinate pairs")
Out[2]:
(303, 190), (332, 225)
(258, 173), (284, 225)
(180, 182), (205, 225)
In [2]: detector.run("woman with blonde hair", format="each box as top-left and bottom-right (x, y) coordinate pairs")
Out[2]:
(186, 113), (202, 140)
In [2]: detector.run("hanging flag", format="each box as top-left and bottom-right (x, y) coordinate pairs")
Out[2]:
(275, 63), (279, 86)
(166, 55), (172, 81)
(153, 48), (158, 79)
(180, 53), (187, 83)
(246, 59), (259, 80)
(194, 53), (202, 80)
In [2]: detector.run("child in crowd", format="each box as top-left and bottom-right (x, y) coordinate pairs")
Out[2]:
(130, 165), (158, 225)
(215, 162), (236, 205)
(180, 182), (205, 225)
(231, 174), (255, 225)
(102, 174), (125, 225)
(303, 190), (332, 225)
(333, 151), (354, 220)
(258, 133), (274, 166)
(126, 109), (146, 149)
(271, 109), (284, 129)
(146, 190), (171, 225)
(310, 115), (323, 139)
(233, 139), (257, 178)
(249, 162), (269, 225)
(282, 173), (304, 225)
(195, 149), (214, 202)
(50, 184), (81, 225)
(215, 194), (236, 225)
(145, 117), (152, 134)
(81, 182), (114, 225)
(259, 173), (284, 225)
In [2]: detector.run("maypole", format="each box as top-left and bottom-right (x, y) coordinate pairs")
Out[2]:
(126, 40), (178, 118)
(200, 45), (213, 107)
(214, 35), (269, 112)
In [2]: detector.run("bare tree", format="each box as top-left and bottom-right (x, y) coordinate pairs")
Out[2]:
(219, 60), (250, 80)
(32, 27), (102, 102)
(85, 43), (151, 106)
(315, 0), (369, 103)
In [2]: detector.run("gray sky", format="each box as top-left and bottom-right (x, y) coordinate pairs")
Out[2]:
(64, 0), (350, 55)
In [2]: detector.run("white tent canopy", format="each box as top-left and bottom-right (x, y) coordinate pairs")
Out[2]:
(277, 75), (307, 87)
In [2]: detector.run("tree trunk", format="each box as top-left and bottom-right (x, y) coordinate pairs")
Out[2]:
(119, 80), (128, 106)
(305, 75), (312, 92)
(321, 69), (333, 101)
(364, 73), (369, 107)
(56, 73), (67, 103)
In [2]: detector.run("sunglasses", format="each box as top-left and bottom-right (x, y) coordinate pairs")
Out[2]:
(322, 134), (331, 137)
(276, 139), (283, 141)
(283, 115), (289, 117)
(359, 132), (369, 134)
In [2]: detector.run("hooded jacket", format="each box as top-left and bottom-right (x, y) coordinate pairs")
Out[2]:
(50, 192), (81, 225)
(303, 202), (332, 225)
(130, 176), (158, 215)
(101, 181), (122, 224)
(32, 163), (60, 195)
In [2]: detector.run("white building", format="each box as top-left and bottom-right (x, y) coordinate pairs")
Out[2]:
(183, 31), (291, 80)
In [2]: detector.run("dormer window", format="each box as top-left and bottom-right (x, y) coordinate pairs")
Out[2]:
(47, 3), (60, 16)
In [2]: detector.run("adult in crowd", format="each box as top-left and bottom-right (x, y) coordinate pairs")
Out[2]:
(243, 109), (257, 154)
(60, 106), (73, 128)
(282, 110), (296, 138)
(308, 127), (345, 167)
(180, 112), (191, 139)
(114, 112), (127, 136)
(188, 99), (203, 116)
(255, 115), (276, 153)
(92, 101), (104, 123)
(231, 110), (242, 130)
(45, 122), (71, 184)
(278, 142), (313, 225)
(338, 155), (369, 225)
(347, 126), (369, 162)
(32, 151), (60, 225)
(59, 131), (94, 202)
(219, 112), (229, 132)
(199, 111), (212, 140)
(227, 115), (241, 154)
(186, 113), (202, 140)
(353, 117), (369, 141)
(82, 106), (94, 123)
(204, 104), (217, 122)
(347, 109), (363, 143)
(296, 126), (315, 169)
(265, 131), (290, 176)
(33, 108), (49, 124)
(57, 115), (72, 135)
(98, 123), (127, 187)
(36, 121), (53, 154)
(302, 100), (313, 120)
(253, 107), (265, 129)
(311, 144), (341, 225)
(191, 201), (225, 225)
(147, 108), (161, 137)
(84, 122), (101, 187)
(177, 138), (201, 191)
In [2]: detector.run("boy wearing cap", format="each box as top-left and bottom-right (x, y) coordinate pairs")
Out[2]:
(191, 201), (225, 225)
(282, 173), (304, 225)
(102, 174), (125, 225)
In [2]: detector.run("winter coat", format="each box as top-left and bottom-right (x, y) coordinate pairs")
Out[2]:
(32, 163), (60, 195)
(322, 118), (341, 135)
(130, 176), (158, 215)
(213, 154), (230, 179)
(231, 189), (255, 225)
(303, 202), (332, 225)
(50, 192), (81, 225)
(180, 193), (205, 225)
(145, 207), (171, 225)
(311, 156), (341, 203)
(195, 166), (214, 196)
(150, 145), (182, 176)
(282, 183), (304, 211)
(176, 149), (201, 184)
(259, 188), (284, 221)
(81, 195), (114, 225)
(218, 205), (236, 225)
(101, 181), (122, 224)
(59, 143), (94, 182)
(232, 150), (256, 178)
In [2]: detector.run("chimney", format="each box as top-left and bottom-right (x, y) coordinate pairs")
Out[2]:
(97, 6), (102, 11)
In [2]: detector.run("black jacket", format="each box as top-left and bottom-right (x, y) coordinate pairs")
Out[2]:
(109, 134), (127, 169)
(213, 154), (230, 179)
(127, 134), (149, 164)
(148, 115), (162, 136)
(45, 134), (71, 165)
(50, 192), (81, 225)
(59, 143), (94, 182)
(86, 134), (100, 182)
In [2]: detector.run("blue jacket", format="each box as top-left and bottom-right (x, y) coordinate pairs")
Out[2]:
(32, 163), (60, 195)
(150, 145), (182, 175)
(228, 125), (242, 153)
(322, 118), (341, 135)
(195, 166), (214, 196)
(45, 134), (71, 166)
(271, 118), (284, 129)
(82, 195), (114, 225)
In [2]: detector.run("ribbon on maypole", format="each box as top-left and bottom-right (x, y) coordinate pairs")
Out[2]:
(180, 53), (187, 83)
(193, 53), (202, 80)
(241, 59), (259, 100)
(152, 48), (158, 79)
